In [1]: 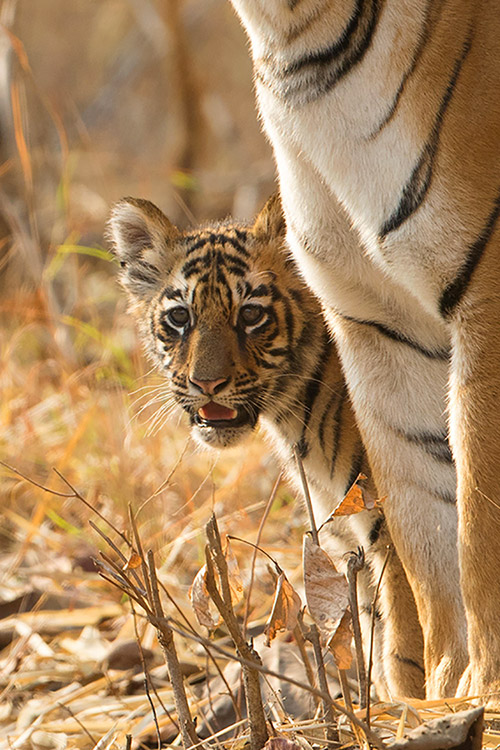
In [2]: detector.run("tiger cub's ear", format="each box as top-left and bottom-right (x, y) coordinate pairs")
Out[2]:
(253, 193), (286, 240)
(107, 197), (180, 300)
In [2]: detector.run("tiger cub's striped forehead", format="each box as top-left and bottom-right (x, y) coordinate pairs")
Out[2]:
(157, 227), (275, 317)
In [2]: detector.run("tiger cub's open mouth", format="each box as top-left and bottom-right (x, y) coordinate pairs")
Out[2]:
(194, 402), (254, 428)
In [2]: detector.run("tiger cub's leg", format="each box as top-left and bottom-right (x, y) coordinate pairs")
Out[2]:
(354, 517), (425, 699)
(448, 261), (500, 705)
(321, 512), (424, 698)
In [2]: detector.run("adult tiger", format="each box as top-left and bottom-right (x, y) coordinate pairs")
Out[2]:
(228, 0), (500, 702)
(108, 193), (426, 699)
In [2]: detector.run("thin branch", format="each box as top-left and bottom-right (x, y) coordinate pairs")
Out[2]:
(146, 549), (199, 750)
(53, 467), (130, 546)
(307, 623), (337, 744)
(131, 600), (162, 750)
(205, 515), (268, 750)
(346, 547), (367, 709)
(242, 470), (282, 638)
(366, 546), (391, 728)
(0, 460), (73, 497)
(293, 446), (319, 545)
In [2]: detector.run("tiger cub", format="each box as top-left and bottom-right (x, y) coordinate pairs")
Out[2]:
(108, 193), (425, 698)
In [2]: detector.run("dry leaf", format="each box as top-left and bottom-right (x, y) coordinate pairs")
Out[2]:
(326, 473), (385, 518)
(123, 552), (142, 571)
(303, 535), (349, 644)
(189, 564), (221, 630)
(264, 572), (302, 645)
(224, 538), (244, 606)
(328, 608), (353, 670)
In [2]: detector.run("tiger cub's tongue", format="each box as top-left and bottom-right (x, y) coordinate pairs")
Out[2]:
(198, 402), (237, 421)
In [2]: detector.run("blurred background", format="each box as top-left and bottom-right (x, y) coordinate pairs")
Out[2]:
(0, 0), (300, 601)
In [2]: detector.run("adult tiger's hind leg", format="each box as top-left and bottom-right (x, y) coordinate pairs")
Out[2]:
(449, 246), (500, 706)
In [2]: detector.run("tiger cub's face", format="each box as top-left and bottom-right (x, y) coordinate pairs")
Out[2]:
(108, 195), (320, 448)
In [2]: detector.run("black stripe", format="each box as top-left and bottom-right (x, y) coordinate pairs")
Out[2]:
(185, 233), (251, 257)
(436, 490), (456, 504)
(318, 390), (339, 450)
(368, 515), (384, 545)
(282, 0), (366, 74)
(225, 265), (246, 278)
(380, 30), (472, 238)
(402, 430), (453, 464)
(393, 653), (425, 674)
(345, 443), (366, 494)
(368, 0), (439, 139)
(248, 284), (270, 298)
(128, 266), (159, 286)
(159, 286), (184, 302)
(329, 386), (348, 478)
(267, 347), (290, 357)
(341, 313), (450, 360)
(440, 188), (500, 317)
(234, 228), (250, 245)
(256, 0), (380, 104)
(297, 331), (331, 456)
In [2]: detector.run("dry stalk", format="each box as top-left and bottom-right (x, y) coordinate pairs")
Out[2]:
(293, 614), (318, 704)
(346, 547), (367, 709)
(293, 445), (319, 545)
(205, 514), (269, 750)
(242, 470), (282, 638)
(366, 546), (392, 728)
(307, 623), (338, 744)
(146, 549), (199, 750)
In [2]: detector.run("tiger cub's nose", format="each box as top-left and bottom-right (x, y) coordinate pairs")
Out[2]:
(189, 376), (230, 395)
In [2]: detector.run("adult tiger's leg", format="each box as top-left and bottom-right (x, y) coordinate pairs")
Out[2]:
(276, 153), (466, 696)
(328, 312), (468, 698)
(448, 244), (500, 706)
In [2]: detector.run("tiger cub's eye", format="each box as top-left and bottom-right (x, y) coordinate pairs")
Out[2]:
(239, 304), (266, 327)
(167, 306), (189, 327)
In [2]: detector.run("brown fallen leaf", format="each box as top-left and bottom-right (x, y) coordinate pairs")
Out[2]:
(328, 608), (353, 670)
(325, 473), (385, 518)
(303, 535), (349, 644)
(189, 564), (221, 630)
(123, 552), (142, 571)
(264, 571), (302, 646)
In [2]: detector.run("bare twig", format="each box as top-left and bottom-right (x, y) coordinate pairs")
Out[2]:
(293, 614), (318, 703)
(130, 599), (179, 743)
(53, 467), (129, 545)
(205, 515), (268, 750)
(366, 546), (392, 728)
(307, 623), (337, 744)
(346, 547), (367, 709)
(157, 578), (242, 722)
(242, 470), (282, 638)
(146, 549), (199, 750)
(293, 446), (319, 545)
